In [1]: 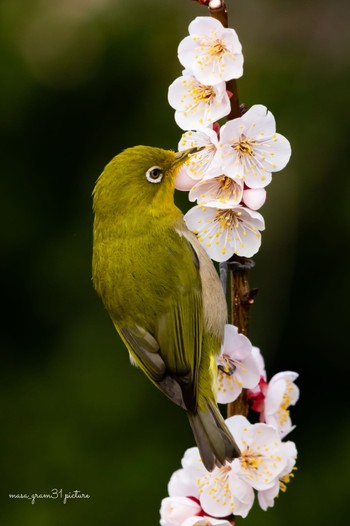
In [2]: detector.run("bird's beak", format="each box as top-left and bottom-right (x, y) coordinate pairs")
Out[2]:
(174, 146), (204, 165)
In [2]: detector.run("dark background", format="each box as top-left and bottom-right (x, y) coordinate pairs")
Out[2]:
(1, 0), (349, 524)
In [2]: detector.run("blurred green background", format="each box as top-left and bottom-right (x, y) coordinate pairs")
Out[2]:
(1, 0), (349, 524)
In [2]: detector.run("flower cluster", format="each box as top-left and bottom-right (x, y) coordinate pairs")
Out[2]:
(160, 330), (299, 524)
(168, 16), (291, 261)
(162, 9), (298, 525)
(217, 333), (299, 438)
(161, 416), (297, 525)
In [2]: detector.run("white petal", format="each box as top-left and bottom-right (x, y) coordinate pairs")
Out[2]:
(168, 75), (189, 111)
(234, 352), (261, 390)
(188, 16), (224, 36)
(200, 468), (234, 517)
(226, 207), (264, 258)
(181, 447), (207, 478)
(257, 480), (279, 510)
(222, 326), (252, 361)
(168, 469), (200, 499)
(225, 415), (251, 450)
(265, 413), (295, 438)
(251, 347), (266, 380)
(264, 380), (287, 415)
(241, 105), (276, 137)
(219, 118), (245, 144)
(217, 369), (243, 404)
(227, 472), (255, 518)
(280, 441), (297, 475)
(269, 371), (299, 388)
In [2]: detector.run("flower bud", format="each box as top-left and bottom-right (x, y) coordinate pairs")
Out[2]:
(242, 188), (266, 210)
(160, 496), (201, 525)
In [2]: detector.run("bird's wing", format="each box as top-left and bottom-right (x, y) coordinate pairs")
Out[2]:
(116, 230), (203, 413)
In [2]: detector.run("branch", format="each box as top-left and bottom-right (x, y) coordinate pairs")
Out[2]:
(201, 0), (252, 418)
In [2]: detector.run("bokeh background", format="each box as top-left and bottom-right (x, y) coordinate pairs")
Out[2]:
(1, 0), (349, 524)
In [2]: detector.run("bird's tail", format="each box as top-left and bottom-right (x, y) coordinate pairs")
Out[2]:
(187, 399), (241, 472)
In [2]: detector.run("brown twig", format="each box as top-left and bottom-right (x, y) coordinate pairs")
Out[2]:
(204, 0), (253, 418)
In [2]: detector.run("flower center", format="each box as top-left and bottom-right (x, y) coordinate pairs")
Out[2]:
(234, 134), (256, 158)
(240, 446), (263, 472)
(215, 209), (242, 230)
(192, 84), (216, 104)
(208, 38), (227, 57)
(218, 353), (236, 376)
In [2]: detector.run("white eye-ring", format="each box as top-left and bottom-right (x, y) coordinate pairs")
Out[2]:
(146, 166), (164, 184)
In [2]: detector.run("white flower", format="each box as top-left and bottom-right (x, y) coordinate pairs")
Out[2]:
(182, 517), (233, 526)
(263, 371), (299, 437)
(216, 324), (260, 404)
(173, 447), (255, 519)
(178, 16), (243, 85)
(216, 105), (291, 188)
(177, 128), (221, 183)
(160, 496), (201, 526)
(168, 70), (231, 131)
(184, 204), (265, 261)
(257, 441), (297, 510)
(189, 176), (243, 207)
(227, 415), (288, 490)
(242, 187), (266, 210)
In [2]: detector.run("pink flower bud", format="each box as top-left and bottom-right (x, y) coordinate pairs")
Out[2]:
(242, 188), (266, 210)
(160, 496), (202, 525)
(175, 167), (196, 191)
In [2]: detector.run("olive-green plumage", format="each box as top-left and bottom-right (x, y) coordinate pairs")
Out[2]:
(92, 145), (240, 470)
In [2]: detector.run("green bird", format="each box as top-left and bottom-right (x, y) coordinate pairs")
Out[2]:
(92, 145), (240, 471)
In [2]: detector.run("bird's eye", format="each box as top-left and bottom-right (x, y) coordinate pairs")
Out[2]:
(145, 166), (164, 184)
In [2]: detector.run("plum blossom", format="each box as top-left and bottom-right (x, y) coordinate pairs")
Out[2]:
(216, 105), (291, 188)
(178, 16), (243, 85)
(184, 204), (265, 261)
(177, 128), (221, 184)
(257, 441), (297, 510)
(263, 372), (299, 437)
(216, 324), (260, 404)
(168, 70), (231, 131)
(160, 496), (201, 526)
(227, 415), (290, 490)
(189, 176), (244, 207)
(162, 417), (297, 523)
(178, 447), (255, 518)
(246, 350), (299, 437)
(183, 517), (233, 526)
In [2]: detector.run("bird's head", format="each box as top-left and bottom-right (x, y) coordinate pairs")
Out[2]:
(93, 145), (200, 218)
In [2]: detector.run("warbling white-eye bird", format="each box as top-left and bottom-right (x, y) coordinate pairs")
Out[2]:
(92, 145), (240, 471)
